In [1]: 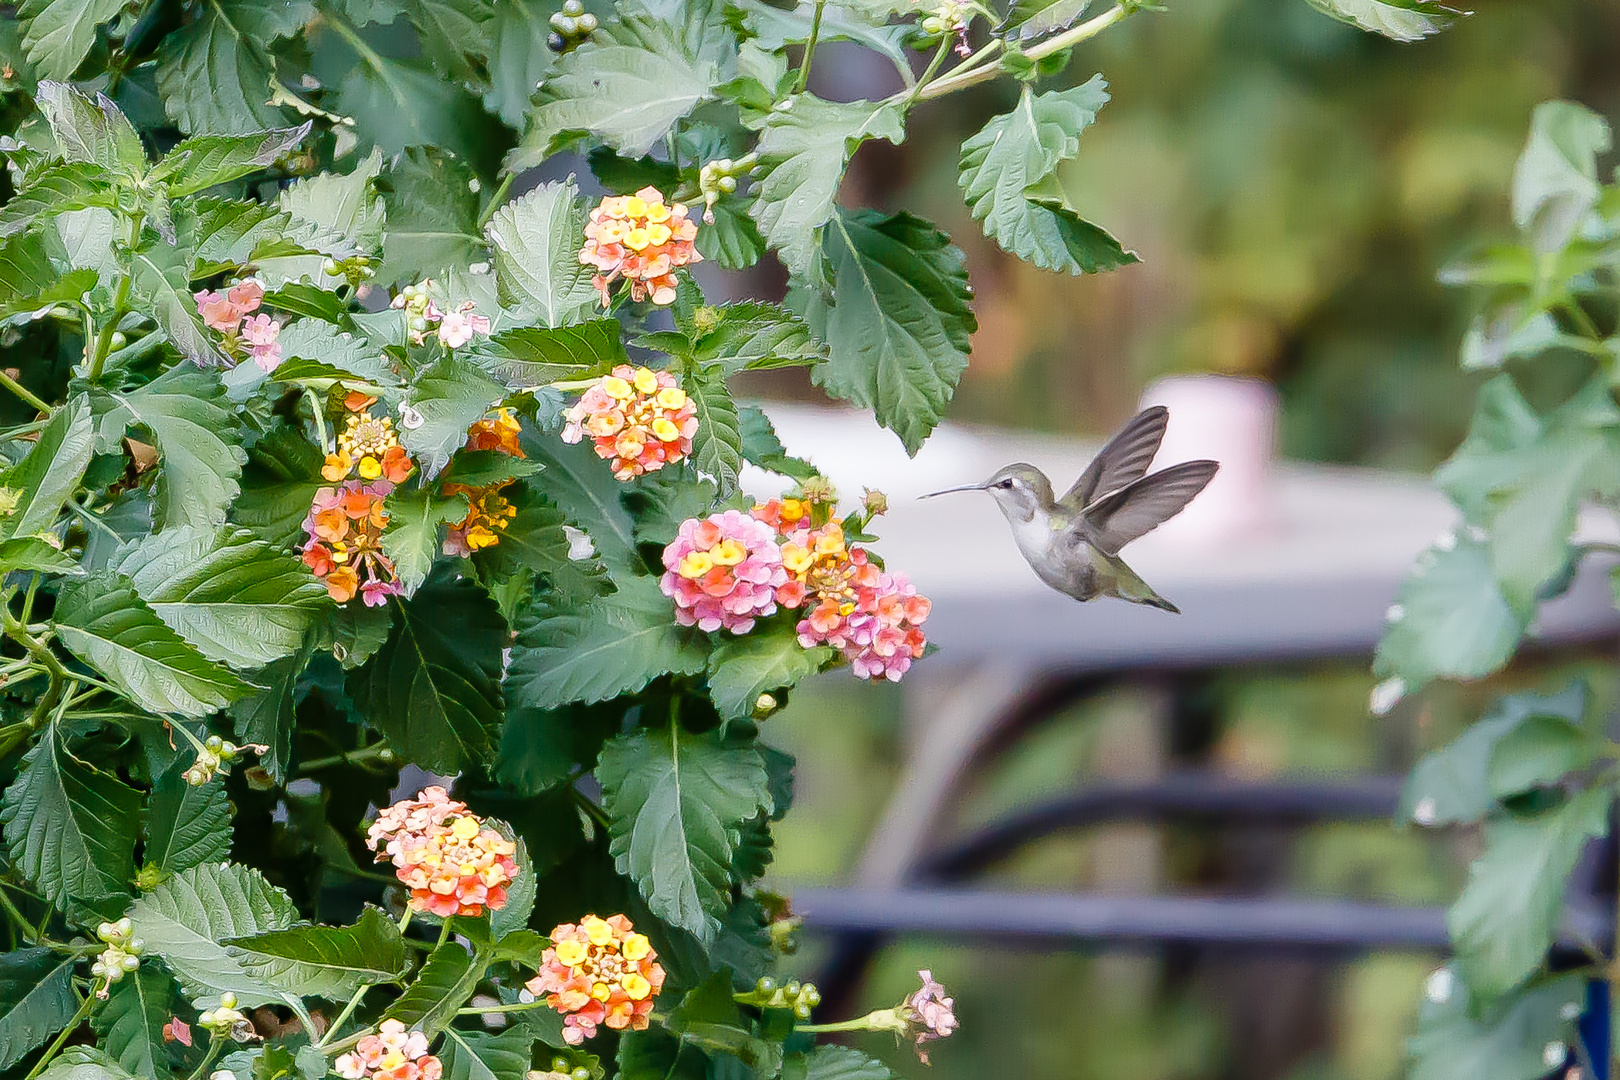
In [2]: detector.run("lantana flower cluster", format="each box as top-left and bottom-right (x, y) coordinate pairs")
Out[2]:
(580, 187), (700, 307)
(193, 279), (283, 371)
(660, 490), (931, 681)
(561, 365), (698, 480)
(390, 280), (492, 348)
(366, 787), (519, 918)
(323, 392), (415, 484)
(660, 510), (788, 633)
(445, 409), (524, 557)
(524, 914), (666, 1045)
(301, 480), (401, 606)
(334, 1019), (442, 1080)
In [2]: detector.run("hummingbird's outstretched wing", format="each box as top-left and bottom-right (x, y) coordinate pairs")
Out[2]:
(1058, 406), (1170, 512)
(1076, 459), (1219, 556)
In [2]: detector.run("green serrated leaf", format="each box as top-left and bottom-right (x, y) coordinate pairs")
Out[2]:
(378, 146), (486, 287)
(350, 574), (506, 773)
(0, 394), (93, 542)
(597, 724), (771, 942)
(785, 1046), (896, 1080)
(102, 365), (246, 529)
(1373, 536), (1529, 692)
(507, 575), (709, 710)
(1435, 374), (1620, 610)
(438, 1026), (533, 1080)
(55, 572), (253, 717)
(34, 1046), (134, 1080)
(154, 0), (314, 134)
(515, 18), (719, 162)
(382, 488), (469, 594)
(685, 365), (741, 494)
(748, 96), (904, 281)
(668, 971), (782, 1074)
(689, 303), (826, 373)
(226, 905), (409, 1001)
(1399, 687), (1587, 827)
(144, 759), (232, 877)
(472, 497), (571, 580)
(959, 80), (1136, 275)
(0, 162), (120, 238)
(0, 947), (78, 1071)
(483, 0), (557, 128)
(17, 0), (125, 82)
(383, 942), (486, 1039)
(129, 863), (299, 1008)
(485, 181), (598, 328)
(737, 405), (816, 480)
(112, 525), (329, 668)
(0, 537), (83, 576)
(128, 243), (230, 367)
(696, 198), (766, 271)
(331, 46), (499, 169)
(707, 634), (833, 722)
(1448, 786), (1610, 1000)
(483, 321), (628, 389)
(400, 356), (506, 480)
(232, 427), (325, 549)
(91, 962), (175, 1079)
(1301, 0), (1457, 43)
(0, 722), (140, 911)
(280, 148), (386, 255)
(154, 126), (313, 198)
(522, 436), (638, 569)
(36, 82), (144, 175)
(227, 645), (309, 784)
(1409, 970), (1584, 1080)
(804, 209), (974, 455)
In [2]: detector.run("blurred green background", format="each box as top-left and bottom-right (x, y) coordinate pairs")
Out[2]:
(744, 3), (1620, 1078)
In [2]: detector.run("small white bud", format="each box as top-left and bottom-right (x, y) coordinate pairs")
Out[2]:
(1369, 677), (1406, 717)
(1424, 967), (1453, 1004)
(1561, 1000), (1582, 1020)
(1544, 1043), (1567, 1069)
(1384, 603), (1404, 623)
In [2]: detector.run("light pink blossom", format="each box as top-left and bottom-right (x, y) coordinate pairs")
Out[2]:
(659, 510), (788, 634)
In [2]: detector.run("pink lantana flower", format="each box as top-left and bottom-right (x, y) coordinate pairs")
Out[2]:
(659, 510), (788, 634)
(437, 302), (491, 348)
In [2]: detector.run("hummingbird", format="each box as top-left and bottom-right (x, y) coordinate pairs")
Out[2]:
(923, 406), (1219, 613)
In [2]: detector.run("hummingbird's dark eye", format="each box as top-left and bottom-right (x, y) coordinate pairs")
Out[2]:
(998, 479), (1014, 489)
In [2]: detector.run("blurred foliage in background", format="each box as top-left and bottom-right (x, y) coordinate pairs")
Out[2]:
(779, 0), (1620, 470)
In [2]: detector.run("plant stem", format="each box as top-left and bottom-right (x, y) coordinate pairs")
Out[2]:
(298, 743), (395, 773)
(905, 38), (954, 107)
(182, 1035), (226, 1080)
(795, 1016), (877, 1034)
(0, 884), (36, 945)
(455, 1000), (546, 1016)
(65, 500), (124, 545)
(917, 1), (1130, 100)
(437, 916), (455, 947)
(794, 0), (827, 93)
(0, 369), (51, 416)
(23, 989), (92, 1080)
(88, 211), (145, 384)
(315, 986), (370, 1050)
(476, 173), (516, 231)
(2, 605), (74, 733)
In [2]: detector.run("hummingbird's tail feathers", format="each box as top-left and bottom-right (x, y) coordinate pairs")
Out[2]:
(1079, 459), (1220, 556)
(1098, 553), (1182, 613)
(1058, 405), (1170, 512)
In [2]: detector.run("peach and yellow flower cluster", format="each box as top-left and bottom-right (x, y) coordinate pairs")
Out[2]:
(366, 787), (519, 918)
(579, 187), (700, 308)
(323, 393), (415, 485)
(524, 914), (666, 1045)
(193, 279), (283, 371)
(334, 1019), (442, 1080)
(561, 365), (698, 480)
(301, 481), (402, 606)
(445, 409), (525, 557)
(660, 493), (931, 682)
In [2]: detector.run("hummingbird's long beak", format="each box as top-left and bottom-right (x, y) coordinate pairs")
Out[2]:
(919, 483), (987, 499)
